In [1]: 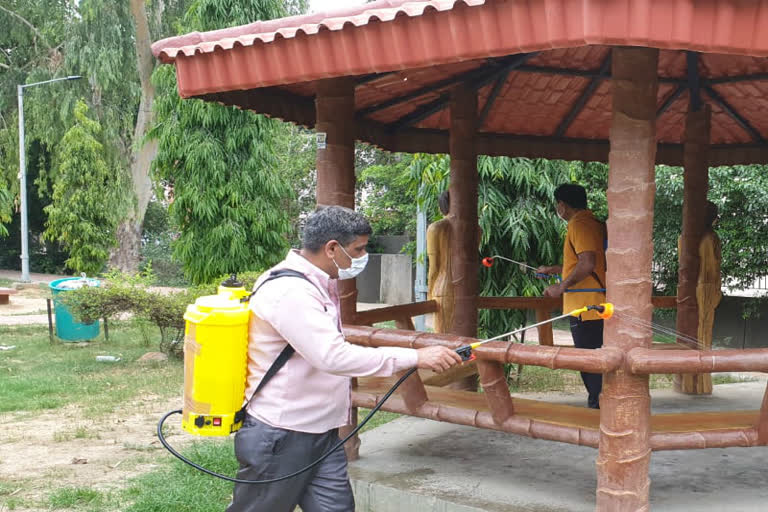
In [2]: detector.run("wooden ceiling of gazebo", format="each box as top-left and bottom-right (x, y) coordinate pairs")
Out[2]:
(152, 0), (768, 165)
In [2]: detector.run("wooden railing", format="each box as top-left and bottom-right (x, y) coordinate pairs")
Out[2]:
(345, 296), (768, 451)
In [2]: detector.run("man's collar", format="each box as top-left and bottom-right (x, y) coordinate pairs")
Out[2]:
(284, 249), (331, 287)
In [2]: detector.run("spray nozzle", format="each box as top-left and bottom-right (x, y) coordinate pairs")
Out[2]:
(589, 303), (614, 319)
(455, 345), (476, 362)
(482, 257), (494, 268)
(569, 303), (614, 320)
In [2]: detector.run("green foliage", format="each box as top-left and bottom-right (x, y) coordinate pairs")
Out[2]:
(43, 100), (121, 274)
(0, 178), (10, 238)
(272, 124), (317, 245)
(150, 0), (298, 284)
(652, 165), (768, 292)
(61, 269), (217, 357)
(140, 200), (188, 286)
(358, 152), (416, 236)
(142, 199), (171, 236)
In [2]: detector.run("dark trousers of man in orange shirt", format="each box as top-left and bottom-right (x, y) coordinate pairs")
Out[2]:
(569, 317), (604, 409)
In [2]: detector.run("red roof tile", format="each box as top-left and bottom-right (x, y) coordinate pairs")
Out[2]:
(152, 0), (768, 163)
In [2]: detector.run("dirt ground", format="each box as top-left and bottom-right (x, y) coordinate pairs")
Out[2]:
(0, 285), (52, 326)
(0, 394), (193, 511)
(0, 280), (193, 511)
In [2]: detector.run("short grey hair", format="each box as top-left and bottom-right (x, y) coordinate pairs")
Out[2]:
(302, 205), (372, 252)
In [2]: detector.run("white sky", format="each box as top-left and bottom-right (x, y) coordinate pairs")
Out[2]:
(308, 0), (368, 13)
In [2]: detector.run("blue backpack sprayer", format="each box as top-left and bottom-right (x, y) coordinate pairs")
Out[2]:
(157, 272), (613, 484)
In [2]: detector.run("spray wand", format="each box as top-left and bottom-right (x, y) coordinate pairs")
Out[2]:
(481, 255), (605, 293)
(454, 303), (614, 361)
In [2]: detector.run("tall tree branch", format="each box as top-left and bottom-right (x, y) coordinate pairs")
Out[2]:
(0, 4), (53, 50)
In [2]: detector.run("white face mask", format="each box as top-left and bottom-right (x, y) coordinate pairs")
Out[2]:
(333, 244), (369, 280)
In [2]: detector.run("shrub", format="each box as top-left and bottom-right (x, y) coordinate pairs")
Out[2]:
(59, 270), (266, 358)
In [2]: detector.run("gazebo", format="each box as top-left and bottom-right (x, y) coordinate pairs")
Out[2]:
(152, 1), (768, 509)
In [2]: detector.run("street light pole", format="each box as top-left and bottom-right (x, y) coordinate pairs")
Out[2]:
(17, 75), (82, 283)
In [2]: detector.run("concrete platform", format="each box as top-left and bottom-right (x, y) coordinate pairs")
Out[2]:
(349, 381), (768, 511)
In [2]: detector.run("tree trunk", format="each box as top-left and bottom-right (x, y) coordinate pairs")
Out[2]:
(110, 0), (158, 272)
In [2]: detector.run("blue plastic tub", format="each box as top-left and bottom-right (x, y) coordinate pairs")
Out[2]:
(49, 277), (100, 342)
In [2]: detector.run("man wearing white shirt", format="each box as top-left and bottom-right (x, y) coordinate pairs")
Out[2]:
(227, 205), (461, 512)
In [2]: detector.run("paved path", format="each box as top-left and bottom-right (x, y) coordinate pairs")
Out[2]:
(351, 381), (768, 512)
(0, 269), (70, 284)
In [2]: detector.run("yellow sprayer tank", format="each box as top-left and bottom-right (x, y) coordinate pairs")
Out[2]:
(182, 288), (250, 436)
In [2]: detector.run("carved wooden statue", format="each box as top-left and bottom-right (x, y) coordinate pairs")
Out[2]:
(679, 201), (722, 394)
(427, 192), (455, 334)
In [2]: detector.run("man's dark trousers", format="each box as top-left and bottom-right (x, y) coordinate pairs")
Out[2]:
(569, 317), (604, 409)
(226, 415), (355, 512)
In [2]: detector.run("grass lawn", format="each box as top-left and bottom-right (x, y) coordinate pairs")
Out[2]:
(0, 321), (413, 511)
(0, 323), (183, 417)
(0, 318), (746, 511)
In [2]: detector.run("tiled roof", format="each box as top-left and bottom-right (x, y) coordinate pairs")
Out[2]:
(152, 0), (768, 163)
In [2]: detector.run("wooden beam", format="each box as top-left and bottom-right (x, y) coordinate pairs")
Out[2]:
(200, 88), (316, 127)
(703, 85), (765, 143)
(705, 73), (768, 85)
(687, 51), (702, 112)
(628, 347), (768, 374)
(357, 53), (531, 119)
(478, 296), (561, 310)
(353, 300), (438, 326)
(515, 65), (685, 84)
(478, 71), (509, 129)
(201, 88), (768, 167)
(389, 92), (450, 130)
(555, 54), (611, 137)
(389, 53), (533, 130)
(656, 84), (685, 119)
(355, 71), (395, 85)
(421, 363), (479, 387)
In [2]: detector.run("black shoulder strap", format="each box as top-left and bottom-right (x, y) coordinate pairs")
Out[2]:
(234, 269), (317, 426)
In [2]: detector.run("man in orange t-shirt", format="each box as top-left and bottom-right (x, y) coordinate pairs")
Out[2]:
(537, 184), (606, 409)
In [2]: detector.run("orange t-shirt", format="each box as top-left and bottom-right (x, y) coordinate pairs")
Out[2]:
(562, 210), (607, 321)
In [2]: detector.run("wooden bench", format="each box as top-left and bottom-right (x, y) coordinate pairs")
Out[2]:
(354, 378), (761, 450)
(0, 288), (18, 305)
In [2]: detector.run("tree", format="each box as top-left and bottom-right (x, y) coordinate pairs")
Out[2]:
(358, 151), (415, 238)
(0, 0), (193, 273)
(0, 1), (73, 240)
(43, 100), (122, 274)
(149, 0), (302, 284)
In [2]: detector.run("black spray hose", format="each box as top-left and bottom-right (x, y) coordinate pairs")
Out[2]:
(157, 367), (418, 485)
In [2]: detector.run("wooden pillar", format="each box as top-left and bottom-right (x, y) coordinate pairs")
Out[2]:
(758, 380), (768, 444)
(449, 84), (479, 340)
(675, 106), (712, 394)
(597, 47), (658, 512)
(315, 78), (360, 459)
(448, 85), (511, 417)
